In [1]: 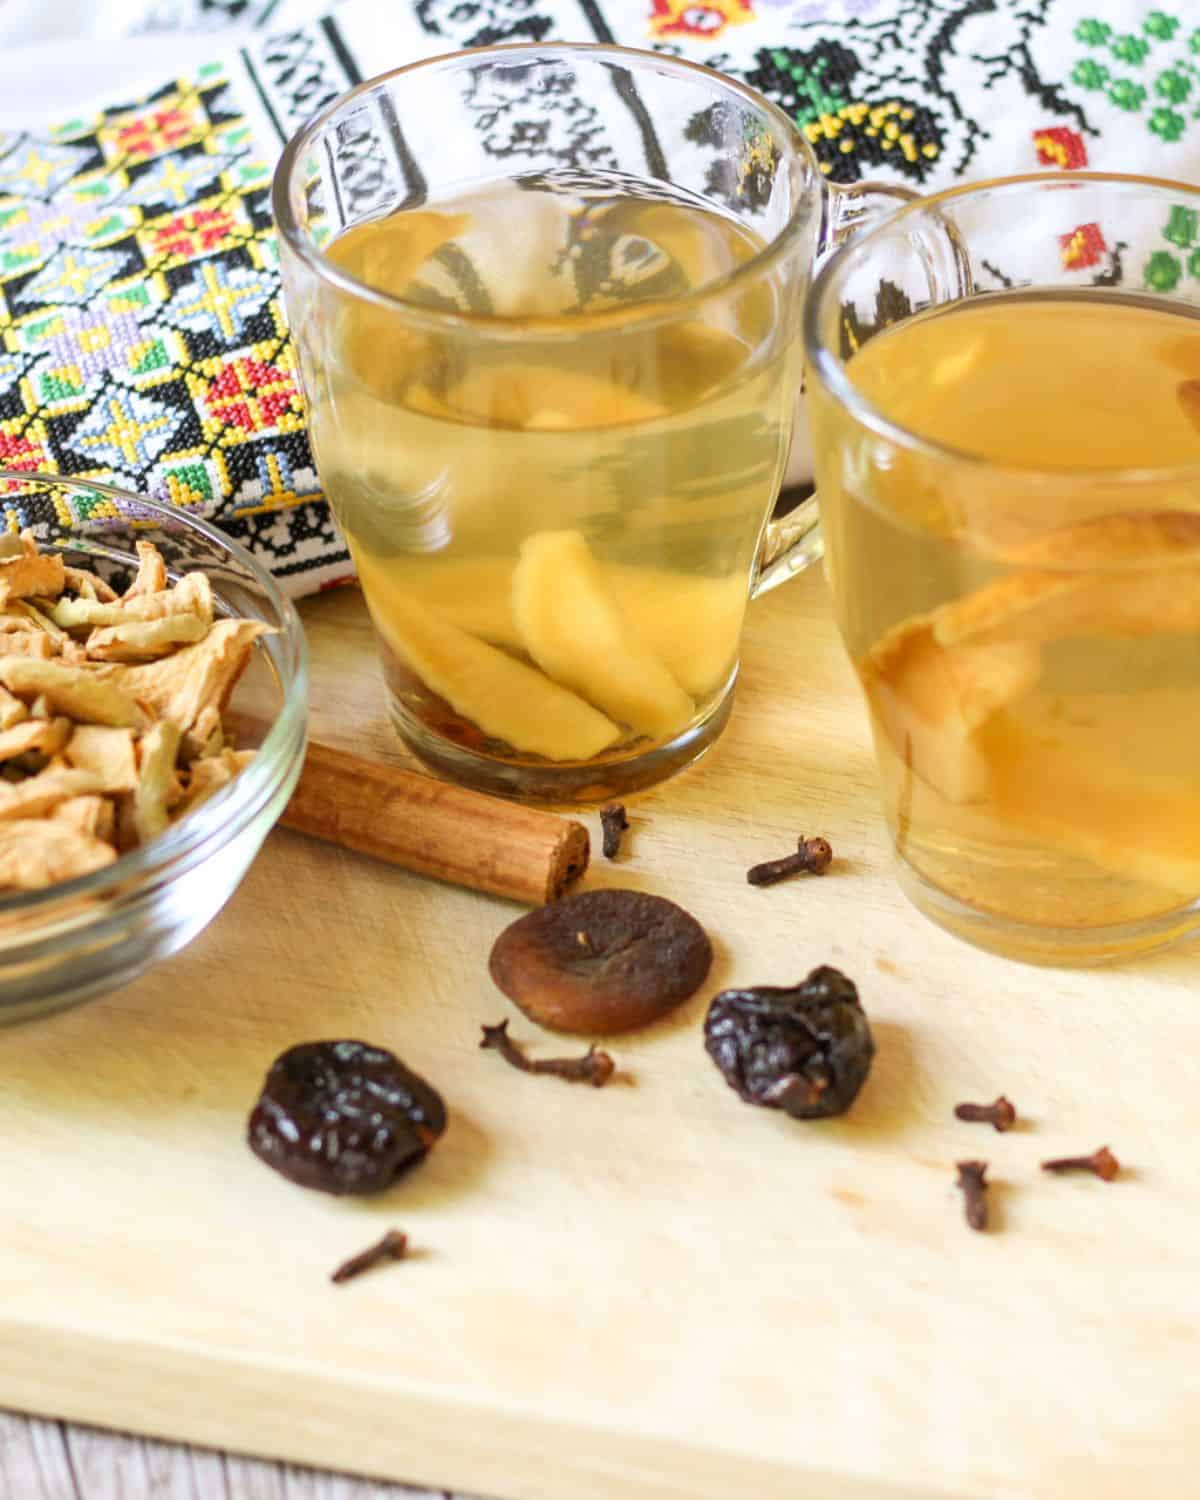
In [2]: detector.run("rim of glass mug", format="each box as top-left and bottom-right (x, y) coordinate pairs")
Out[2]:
(272, 40), (911, 340)
(802, 169), (1200, 484)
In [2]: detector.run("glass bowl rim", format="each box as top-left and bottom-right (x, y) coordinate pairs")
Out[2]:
(0, 470), (308, 915)
(803, 169), (1200, 484)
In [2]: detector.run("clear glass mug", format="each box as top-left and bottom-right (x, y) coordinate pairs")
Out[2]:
(273, 43), (910, 801)
(806, 172), (1200, 965)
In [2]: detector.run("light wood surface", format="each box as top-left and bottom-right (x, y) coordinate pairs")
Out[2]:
(2, 573), (1198, 1500)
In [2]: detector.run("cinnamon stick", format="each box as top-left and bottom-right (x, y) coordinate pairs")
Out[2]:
(280, 740), (589, 904)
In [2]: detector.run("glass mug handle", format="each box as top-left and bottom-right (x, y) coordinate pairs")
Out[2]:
(753, 178), (921, 596)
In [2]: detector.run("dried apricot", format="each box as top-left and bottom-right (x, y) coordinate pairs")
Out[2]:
(489, 888), (711, 1034)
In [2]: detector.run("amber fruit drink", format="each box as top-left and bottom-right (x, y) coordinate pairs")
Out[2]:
(813, 290), (1200, 957)
(306, 179), (797, 797)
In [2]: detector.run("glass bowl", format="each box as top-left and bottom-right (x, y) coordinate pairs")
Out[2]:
(0, 472), (308, 1023)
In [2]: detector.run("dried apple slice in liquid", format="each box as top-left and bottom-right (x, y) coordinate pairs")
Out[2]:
(1178, 378), (1200, 434)
(936, 511), (1200, 647)
(867, 506), (1200, 888)
(981, 691), (1200, 897)
(365, 584), (621, 762)
(605, 564), (745, 698)
(861, 616), (1042, 803)
(356, 549), (746, 701)
(512, 530), (695, 740)
(354, 551), (522, 649)
(439, 362), (666, 431)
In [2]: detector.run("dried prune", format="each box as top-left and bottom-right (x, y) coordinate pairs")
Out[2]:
(247, 1040), (447, 1195)
(489, 888), (712, 1034)
(703, 966), (873, 1119)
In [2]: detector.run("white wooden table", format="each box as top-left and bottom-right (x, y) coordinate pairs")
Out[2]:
(0, 1412), (457, 1498)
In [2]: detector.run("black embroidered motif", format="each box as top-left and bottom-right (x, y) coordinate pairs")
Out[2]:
(415, 0), (554, 48)
(133, 0), (279, 31)
(553, 204), (689, 309)
(691, 0), (1101, 187)
(743, 41), (946, 185)
(201, 0), (254, 18)
(252, 25), (353, 136)
(979, 258), (1017, 289)
(514, 166), (682, 201)
(224, 499), (349, 580)
(837, 277), (917, 360)
(1091, 240), (1128, 289)
(685, 102), (778, 211)
(462, 56), (618, 168)
(967, 0), (1095, 137)
(800, 0), (1094, 177)
(325, 100), (423, 222)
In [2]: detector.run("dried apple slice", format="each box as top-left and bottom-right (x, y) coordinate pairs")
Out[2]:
(0, 817), (116, 888)
(64, 725), (138, 792)
(52, 794), (115, 844)
(133, 719), (183, 843)
(85, 613), (209, 662)
(52, 571), (213, 630)
(0, 539), (64, 606)
(861, 615), (1041, 803)
(370, 590), (621, 762)
(63, 565), (119, 603)
(101, 619), (268, 732)
(124, 540), (167, 597)
(0, 657), (142, 727)
(442, 364), (664, 431)
(1, 632), (56, 660)
(173, 747), (255, 819)
(0, 684), (27, 730)
(355, 551), (745, 698)
(937, 512), (1200, 647)
(0, 716), (72, 762)
(327, 209), (469, 293)
(512, 530), (695, 740)
(1005, 510), (1200, 568)
(605, 565), (745, 698)
(353, 550), (523, 649)
(0, 765), (103, 821)
(984, 694), (1200, 897)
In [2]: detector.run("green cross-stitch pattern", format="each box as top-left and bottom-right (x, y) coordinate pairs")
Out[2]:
(1144, 206), (1200, 291)
(162, 460), (215, 501)
(1074, 9), (1200, 142)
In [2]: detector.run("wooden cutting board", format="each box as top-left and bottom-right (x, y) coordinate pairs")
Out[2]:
(2, 572), (1197, 1500)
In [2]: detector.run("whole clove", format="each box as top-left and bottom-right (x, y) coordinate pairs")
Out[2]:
(956, 1160), (989, 1231)
(599, 802), (630, 860)
(480, 1019), (615, 1087)
(1041, 1146), (1120, 1181)
(954, 1096), (1017, 1132)
(330, 1228), (409, 1285)
(747, 835), (833, 887)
